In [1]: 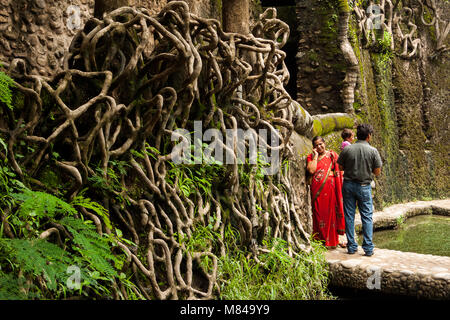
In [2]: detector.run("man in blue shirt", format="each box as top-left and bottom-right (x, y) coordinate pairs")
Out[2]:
(337, 124), (382, 256)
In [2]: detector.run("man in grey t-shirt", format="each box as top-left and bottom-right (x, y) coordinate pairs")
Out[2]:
(337, 124), (382, 256)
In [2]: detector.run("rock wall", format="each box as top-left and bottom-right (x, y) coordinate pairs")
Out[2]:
(295, 0), (347, 115)
(0, 0), (93, 76)
(0, 0), (221, 75)
(295, 0), (450, 210)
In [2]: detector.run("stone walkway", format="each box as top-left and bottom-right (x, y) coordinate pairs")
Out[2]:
(325, 199), (450, 299)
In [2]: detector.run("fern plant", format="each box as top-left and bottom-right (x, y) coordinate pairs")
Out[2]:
(0, 73), (142, 299)
(0, 69), (15, 110)
(0, 273), (32, 299)
(0, 238), (71, 292)
(12, 189), (78, 220)
(60, 216), (119, 280)
(71, 193), (112, 230)
(0, 187), (140, 299)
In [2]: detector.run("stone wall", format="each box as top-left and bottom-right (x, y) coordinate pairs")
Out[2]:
(294, 0), (450, 209)
(352, 1), (450, 207)
(295, 0), (346, 115)
(0, 0), (221, 76)
(0, 0), (93, 76)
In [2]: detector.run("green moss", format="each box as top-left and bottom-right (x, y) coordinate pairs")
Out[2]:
(337, 0), (350, 12)
(320, 116), (336, 135)
(312, 114), (354, 137)
(307, 50), (320, 62)
(11, 90), (25, 110)
(334, 114), (354, 128)
(292, 132), (314, 158)
(309, 0), (449, 210)
(390, 56), (435, 200)
(212, 0), (223, 22)
(312, 119), (323, 137)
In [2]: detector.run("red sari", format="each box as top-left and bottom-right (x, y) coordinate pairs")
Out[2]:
(307, 150), (345, 247)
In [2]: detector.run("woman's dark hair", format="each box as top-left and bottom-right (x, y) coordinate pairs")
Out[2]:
(312, 136), (324, 147)
(341, 128), (353, 140)
(356, 124), (374, 140)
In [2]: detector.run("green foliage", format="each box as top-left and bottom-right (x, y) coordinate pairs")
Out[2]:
(0, 69), (16, 110)
(0, 238), (71, 292)
(0, 274), (31, 299)
(182, 219), (220, 254)
(59, 217), (121, 286)
(131, 142), (160, 161)
(166, 141), (225, 198)
(218, 237), (334, 300)
(0, 174), (139, 299)
(0, 73), (142, 300)
(12, 189), (78, 220)
(88, 162), (130, 204)
(71, 193), (112, 230)
(0, 140), (26, 215)
(377, 31), (392, 55)
(238, 151), (269, 189)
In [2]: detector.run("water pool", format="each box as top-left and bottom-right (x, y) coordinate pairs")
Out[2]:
(359, 215), (450, 257)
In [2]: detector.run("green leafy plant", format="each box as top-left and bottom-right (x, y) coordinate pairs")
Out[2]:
(218, 236), (334, 300)
(0, 238), (71, 292)
(0, 69), (16, 110)
(0, 182), (140, 299)
(377, 30), (392, 54)
(71, 193), (113, 230)
(12, 189), (78, 220)
(165, 140), (225, 198)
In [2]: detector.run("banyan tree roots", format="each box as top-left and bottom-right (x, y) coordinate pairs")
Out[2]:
(354, 0), (449, 59)
(1, 2), (313, 299)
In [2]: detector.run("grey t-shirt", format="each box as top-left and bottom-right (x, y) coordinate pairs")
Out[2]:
(337, 140), (382, 184)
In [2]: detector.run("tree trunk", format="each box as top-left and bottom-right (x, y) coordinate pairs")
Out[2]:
(222, 0), (250, 34)
(94, 0), (129, 18)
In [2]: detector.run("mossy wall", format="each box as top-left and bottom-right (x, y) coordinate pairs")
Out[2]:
(295, 0), (347, 114)
(295, 0), (449, 210)
(351, 13), (449, 208)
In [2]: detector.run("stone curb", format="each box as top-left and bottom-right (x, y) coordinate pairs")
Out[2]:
(326, 199), (450, 300)
(355, 199), (450, 232)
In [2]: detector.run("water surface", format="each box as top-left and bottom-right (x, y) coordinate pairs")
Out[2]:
(360, 215), (450, 257)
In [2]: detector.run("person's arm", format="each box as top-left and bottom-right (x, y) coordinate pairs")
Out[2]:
(306, 149), (318, 175)
(372, 149), (382, 177)
(373, 167), (381, 176)
(337, 151), (345, 173)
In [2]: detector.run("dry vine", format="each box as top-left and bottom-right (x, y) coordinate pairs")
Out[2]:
(1, 2), (315, 299)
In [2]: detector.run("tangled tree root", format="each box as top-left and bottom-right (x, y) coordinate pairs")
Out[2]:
(354, 0), (449, 59)
(1, 2), (316, 299)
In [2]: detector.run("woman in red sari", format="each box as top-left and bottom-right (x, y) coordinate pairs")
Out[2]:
(306, 136), (346, 248)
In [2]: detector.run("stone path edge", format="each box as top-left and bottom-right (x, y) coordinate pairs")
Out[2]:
(355, 198), (450, 232)
(326, 199), (450, 300)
